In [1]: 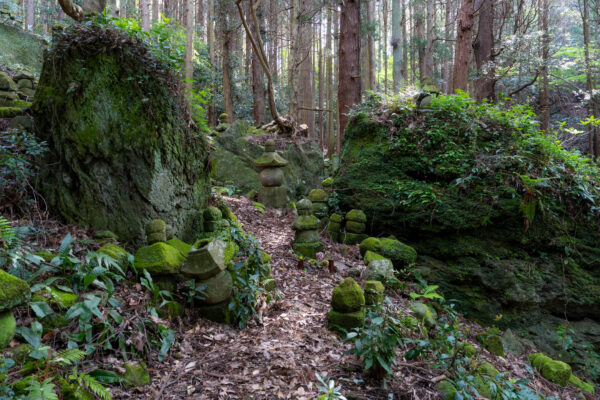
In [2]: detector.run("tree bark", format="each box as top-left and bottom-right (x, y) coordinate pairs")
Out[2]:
(141, 0), (150, 31)
(152, 0), (159, 21)
(219, 0), (234, 122)
(383, 0), (388, 93)
(392, 0), (402, 90)
(582, 0), (598, 158)
(252, 1), (266, 125)
(473, 0), (494, 100)
(298, 0), (315, 134)
(207, 0), (216, 126)
(452, 0), (474, 93)
(326, 2), (335, 156)
(538, 0), (549, 132)
(185, 0), (194, 92)
(338, 0), (361, 144)
(26, 0), (35, 29)
(424, 0), (435, 79)
(268, 0), (278, 81)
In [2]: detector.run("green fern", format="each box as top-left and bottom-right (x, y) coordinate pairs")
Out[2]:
(0, 217), (17, 249)
(24, 378), (58, 400)
(50, 348), (87, 367)
(79, 373), (112, 400)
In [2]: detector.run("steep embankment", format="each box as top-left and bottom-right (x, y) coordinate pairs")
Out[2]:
(333, 93), (600, 377)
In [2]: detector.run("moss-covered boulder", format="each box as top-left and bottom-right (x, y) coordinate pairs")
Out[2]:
(331, 277), (365, 313)
(528, 353), (572, 387)
(364, 281), (384, 305)
(165, 238), (192, 256)
(363, 250), (387, 265)
(569, 374), (595, 393)
(0, 23), (46, 73)
(122, 362), (150, 387)
(0, 270), (30, 312)
(327, 309), (365, 331)
(32, 25), (210, 246)
(134, 243), (186, 275)
(33, 287), (77, 310)
(363, 259), (394, 283)
(360, 237), (416, 268)
(335, 95), (600, 374)
(476, 328), (505, 357)
(0, 311), (16, 348)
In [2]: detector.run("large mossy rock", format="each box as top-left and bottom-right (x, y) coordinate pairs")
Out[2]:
(0, 270), (30, 312)
(0, 23), (46, 73)
(212, 121), (324, 197)
(334, 95), (600, 375)
(32, 26), (210, 246)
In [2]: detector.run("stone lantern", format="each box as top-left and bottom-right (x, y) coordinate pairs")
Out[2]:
(255, 139), (288, 208)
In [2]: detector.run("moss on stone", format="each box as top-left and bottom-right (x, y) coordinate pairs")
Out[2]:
(473, 360), (500, 377)
(459, 343), (478, 358)
(528, 353), (572, 387)
(93, 230), (118, 241)
(364, 280), (385, 305)
(0, 106), (22, 118)
(476, 328), (505, 357)
(329, 213), (343, 223)
(569, 374), (595, 393)
(345, 209), (366, 223)
(98, 243), (129, 267)
(0, 270), (30, 312)
(345, 220), (366, 234)
(32, 25), (210, 247)
(34, 287), (77, 310)
(327, 309), (365, 331)
(340, 232), (369, 245)
(165, 238), (192, 257)
(293, 242), (323, 259)
(134, 243), (186, 275)
(0, 310), (16, 349)
(360, 237), (382, 257)
(146, 219), (166, 234)
(292, 215), (319, 231)
(363, 250), (387, 265)
(122, 362), (150, 387)
(34, 251), (55, 262)
(204, 206), (223, 222)
(308, 189), (328, 203)
(379, 238), (417, 267)
(322, 177), (334, 187)
(331, 277), (365, 313)
(435, 380), (457, 400)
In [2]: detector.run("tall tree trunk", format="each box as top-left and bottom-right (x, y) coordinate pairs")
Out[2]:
(245, 2), (252, 85)
(383, 0), (388, 93)
(252, 1), (266, 125)
(452, 0), (474, 92)
(326, 2), (335, 156)
(365, 0), (375, 91)
(338, 0), (361, 144)
(583, 0), (598, 158)
(26, 0), (34, 30)
(401, 0), (408, 82)
(473, 0), (494, 100)
(415, 0), (426, 81)
(141, 0), (150, 31)
(219, 0), (234, 122)
(538, 0), (550, 132)
(442, 0), (454, 93)
(424, 0), (435, 79)
(288, 0), (298, 118)
(269, 0), (278, 82)
(207, 0), (216, 126)
(197, 0), (204, 39)
(185, 0), (194, 91)
(298, 0), (314, 133)
(152, 0), (158, 21)
(391, 0), (402, 90)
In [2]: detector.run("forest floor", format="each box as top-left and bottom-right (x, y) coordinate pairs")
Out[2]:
(5, 194), (592, 400)
(122, 195), (587, 400)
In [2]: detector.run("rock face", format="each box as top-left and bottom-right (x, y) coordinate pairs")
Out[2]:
(335, 100), (600, 375)
(0, 23), (46, 74)
(32, 26), (210, 246)
(211, 121), (324, 197)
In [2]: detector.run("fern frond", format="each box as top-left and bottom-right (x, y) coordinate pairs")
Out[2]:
(80, 374), (112, 400)
(0, 216), (17, 249)
(51, 348), (87, 366)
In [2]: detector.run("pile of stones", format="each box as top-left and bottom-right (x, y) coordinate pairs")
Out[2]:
(12, 72), (35, 100)
(307, 189), (328, 228)
(215, 113), (230, 133)
(182, 239), (233, 322)
(327, 277), (365, 331)
(255, 139), (288, 209)
(0, 270), (31, 349)
(359, 236), (417, 269)
(291, 198), (323, 258)
(341, 209), (369, 245)
(325, 213), (343, 242)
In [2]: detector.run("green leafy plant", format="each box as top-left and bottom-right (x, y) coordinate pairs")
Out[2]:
(314, 373), (347, 400)
(345, 299), (403, 380)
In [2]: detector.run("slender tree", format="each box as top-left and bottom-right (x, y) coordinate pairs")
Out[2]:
(338, 0), (361, 144)
(452, 0), (474, 92)
(538, 0), (550, 131)
(473, 0), (494, 100)
(185, 0), (194, 91)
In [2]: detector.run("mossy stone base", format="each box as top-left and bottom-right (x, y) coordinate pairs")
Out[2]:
(331, 277), (365, 312)
(293, 242), (323, 259)
(363, 250), (387, 265)
(327, 309), (365, 331)
(257, 186), (288, 209)
(134, 243), (186, 275)
(340, 232), (368, 245)
(569, 374), (595, 393)
(0, 270), (31, 313)
(529, 353), (572, 386)
(198, 299), (232, 324)
(295, 230), (320, 243)
(0, 310), (16, 349)
(345, 221), (366, 234)
(364, 281), (384, 305)
(98, 243), (129, 268)
(200, 271), (233, 305)
(123, 362), (150, 387)
(165, 238), (192, 256)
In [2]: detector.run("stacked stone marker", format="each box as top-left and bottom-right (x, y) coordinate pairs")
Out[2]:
(342, 209), (369, 245)
(326, 213), (343, 241)
(255, 139), (289, 209)
(327, 277), (365, 331)
(308, 189), (329, 228)
(292, 198), (323, 258)
(181, 239), (233, 323)
(145, 219), (167, 244)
